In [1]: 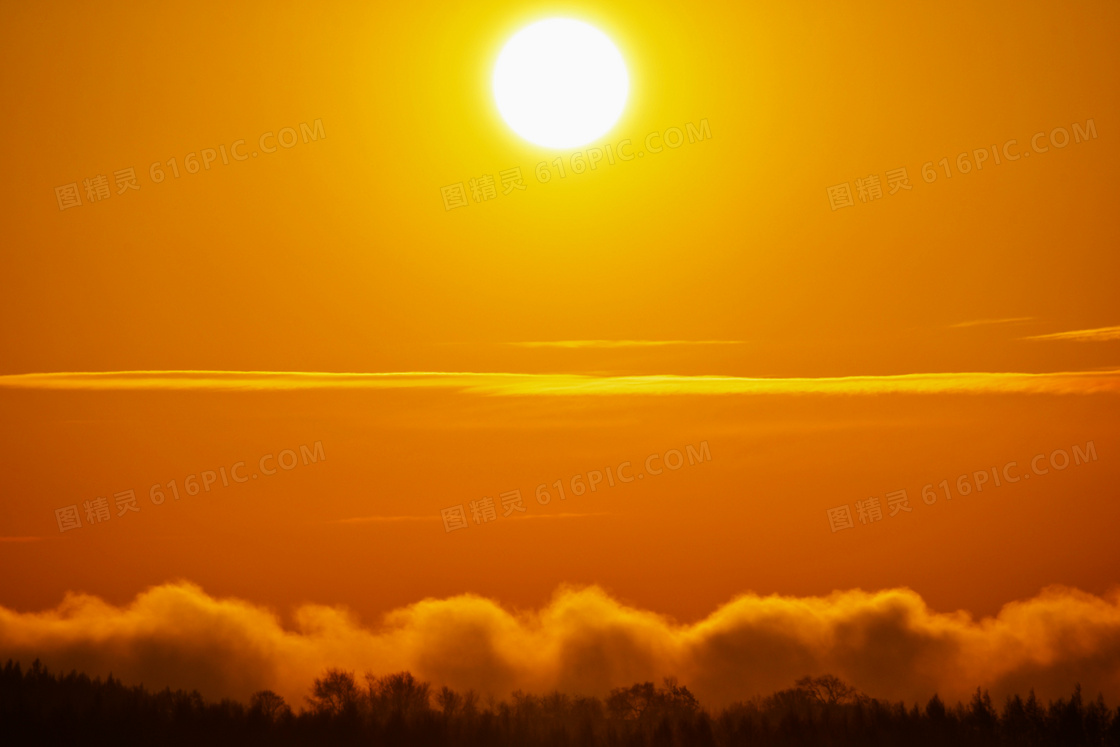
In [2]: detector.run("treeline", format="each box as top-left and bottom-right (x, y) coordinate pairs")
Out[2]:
(2, 660), (1119, 746)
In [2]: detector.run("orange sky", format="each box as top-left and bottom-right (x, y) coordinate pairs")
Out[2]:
(1, 0), (1118, 705)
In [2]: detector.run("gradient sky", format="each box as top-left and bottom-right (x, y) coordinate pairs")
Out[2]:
(1, 0), (1118, 706)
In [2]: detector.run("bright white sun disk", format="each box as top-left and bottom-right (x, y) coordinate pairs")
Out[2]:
(492, 19), (629, 149)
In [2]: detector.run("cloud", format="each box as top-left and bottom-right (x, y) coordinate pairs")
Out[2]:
(2, 583), (1119, 709)
(326, 515), (442, 525)
(505, 512), (611, 521)
(1, 370), (1119, 396)
(326, 513), (606, 525)
(1022, 325), (1120, 342)
(948, 317), (1034, 328)
(508, 340), (746, 348)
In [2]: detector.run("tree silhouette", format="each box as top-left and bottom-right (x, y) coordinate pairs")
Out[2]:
(366, 670), (431, 719)
(249, 689), (290, 722)
(794, 674), (862, 705)
(2, 659), (1119, 746)
(307, 667), (361, 716)
(436, 685), (461, 716)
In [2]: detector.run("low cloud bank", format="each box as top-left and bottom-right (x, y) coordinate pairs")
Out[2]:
(1, 583), (1118, 708)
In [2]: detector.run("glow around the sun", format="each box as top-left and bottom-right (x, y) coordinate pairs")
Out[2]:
(492, 18), (629, 149)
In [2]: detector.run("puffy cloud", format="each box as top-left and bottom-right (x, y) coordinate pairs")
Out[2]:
(1, 582), (1119, 708)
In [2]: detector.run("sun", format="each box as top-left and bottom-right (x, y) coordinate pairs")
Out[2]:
(492, 18), (629, 150)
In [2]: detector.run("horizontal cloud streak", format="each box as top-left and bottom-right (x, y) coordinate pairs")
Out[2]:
(326, 513), (608, 524)
(326, 515), (443, 524)
(2, 370), (1119, 396)
(508, 340), (746, 348)
(1, 583), (1119, 709)
(948, 317), (1034, 328)
(1023, 325), (1120, 342)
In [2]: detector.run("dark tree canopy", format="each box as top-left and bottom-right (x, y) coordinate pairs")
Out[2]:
(2, 658), (1119, 746)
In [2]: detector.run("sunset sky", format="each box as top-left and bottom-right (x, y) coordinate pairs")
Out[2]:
(1, 0), (1118, 709)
